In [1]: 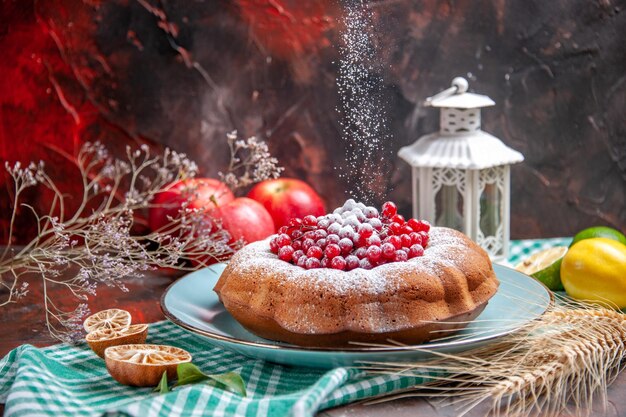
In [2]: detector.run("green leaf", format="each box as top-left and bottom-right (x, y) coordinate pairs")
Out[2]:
(174, 363), (246, 396)
(174, 363), (209, 387)
(207, 371), (247, 397)
(154, 371), (170, 394)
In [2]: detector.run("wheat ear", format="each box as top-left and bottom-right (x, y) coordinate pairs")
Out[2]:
(363, 303), (626, 417)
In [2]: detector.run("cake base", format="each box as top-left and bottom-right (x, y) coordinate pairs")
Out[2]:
(222, 297), (489, 347)
(215, 227), (499, 348)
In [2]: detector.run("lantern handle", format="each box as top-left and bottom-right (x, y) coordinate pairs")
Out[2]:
(424, 77), (469, 106)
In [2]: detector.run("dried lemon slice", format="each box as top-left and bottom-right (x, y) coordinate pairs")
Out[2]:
(105, 344), (192, 387)
(83, 309), (132, 333)
(86, 324), (149, 358)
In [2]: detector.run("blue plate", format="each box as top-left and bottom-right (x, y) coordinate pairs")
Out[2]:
(161, 264), (551, 369)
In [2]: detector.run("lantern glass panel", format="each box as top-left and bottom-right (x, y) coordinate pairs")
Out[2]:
(435, 184), (464, 231)
(479, 182), (502, 238)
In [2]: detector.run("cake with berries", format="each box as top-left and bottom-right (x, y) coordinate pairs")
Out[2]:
(214, 200), (499, 347)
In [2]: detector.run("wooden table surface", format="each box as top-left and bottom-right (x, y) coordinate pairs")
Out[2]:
(1, 270), (624, 416)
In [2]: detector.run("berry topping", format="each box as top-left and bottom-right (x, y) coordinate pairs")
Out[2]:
(306, 246), (323, 259)
(381, 201), (397, 219)
(305, 257), (321, 269)
(324, 244), (341, 259)
(278, 246), (294, 261)
(303, 215), (318, 226)
(330, 256), (347, 270)
(268, 200), (430, 270)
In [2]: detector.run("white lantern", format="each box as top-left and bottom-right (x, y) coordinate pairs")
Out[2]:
(398, 77), (524, 261)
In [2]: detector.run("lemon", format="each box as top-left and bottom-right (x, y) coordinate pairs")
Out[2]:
(561, 237), (626, 308)
(571, 226), (626, 247)
(515, 246), (568, 291)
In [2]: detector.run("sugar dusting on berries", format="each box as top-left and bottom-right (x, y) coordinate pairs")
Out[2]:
(229, 216), (469, 299)
(336, 1), (392, 200)
(270, 199), (430, 271)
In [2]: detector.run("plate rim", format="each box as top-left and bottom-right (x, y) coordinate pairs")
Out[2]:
(160, 263), (554, 353)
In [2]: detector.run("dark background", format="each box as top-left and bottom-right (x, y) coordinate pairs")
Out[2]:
(1, 0), (625, 243)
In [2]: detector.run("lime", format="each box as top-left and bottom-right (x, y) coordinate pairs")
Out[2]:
(515, 246), (568, 291)
(571, 226), (626, 247)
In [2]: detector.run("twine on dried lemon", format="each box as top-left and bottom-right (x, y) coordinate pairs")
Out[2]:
(359, 294), (626, 417)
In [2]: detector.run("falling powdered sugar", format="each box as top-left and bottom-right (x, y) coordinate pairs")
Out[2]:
(336, 0), (393, 201)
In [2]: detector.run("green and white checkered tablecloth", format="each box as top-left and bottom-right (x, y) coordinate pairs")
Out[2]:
(0, 238), (570, 417)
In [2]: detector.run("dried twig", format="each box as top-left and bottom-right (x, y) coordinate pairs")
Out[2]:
(219, 130), (283, 191)
(0, 134), (282, 342)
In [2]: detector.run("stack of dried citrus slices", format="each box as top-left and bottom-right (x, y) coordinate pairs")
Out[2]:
(84, 309), (192, 387)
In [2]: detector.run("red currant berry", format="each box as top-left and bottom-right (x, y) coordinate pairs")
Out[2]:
(401, 225), (413, 235)
(325, 243), (341, 259)
(339, 238), (354, 254)
(303, 215), (318, 226)
(330, 256), (347, 270)
(359, 258), (373, 270)
(326, 234), (340, 245)
(276, 234), (292, 248)
(419, 231), (429, 247)
(381, 242), (396, 258)
(339, 227), (355, 240)
(278, 246), (294, 261)
(321, 257), (329, 268)
(327, 223), (341, 235)
(407, 218), (420, 231)
(345, 255), (360, 270)
(363, 207), (379, 218)
(358, 223), (374, 238)
(391, 214), (405, 224)
(269, 237), (279, 253)
(314, 229), (328, 240)
(292, 249), (305, 262)
(291, 229), (303, 239)
(356, 234), (369, 248)
(408, 244), (424, 258)
(296, 255), (307, 268)
(365, 235), (381, 247)
(354, 247), (368, 259)
(316, 239), (327, 248)
(389, 222), (403, 235)
(386, 235), (402, 249)
(305, 257), (321, 269)
(394, 250), (408, 262)
(366, 245), (382, 262)
(317, 219), (330, 229)
(307, 246), (323, 259)
(410, 219), (431, 233)
(400, 234), (412, 248)
(292, 240), (302, 250)
(368, 218), (383, 230)
(278, 226), (289, 234)
(409, 232), (422, 245)
(289, 218), (303, 227)
(381, 201), (397, 219)
(302, 238), (315, 252)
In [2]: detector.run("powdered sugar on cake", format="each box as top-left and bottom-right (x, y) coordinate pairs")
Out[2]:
(228, 227), (469, 296)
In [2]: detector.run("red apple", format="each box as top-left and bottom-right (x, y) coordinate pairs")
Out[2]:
(149, 178), (234, 233)
(247, 178), (325, 230)
(210, 197), (275, 244)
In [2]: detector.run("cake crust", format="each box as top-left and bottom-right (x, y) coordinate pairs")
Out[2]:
(214, 227), (499, 347)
